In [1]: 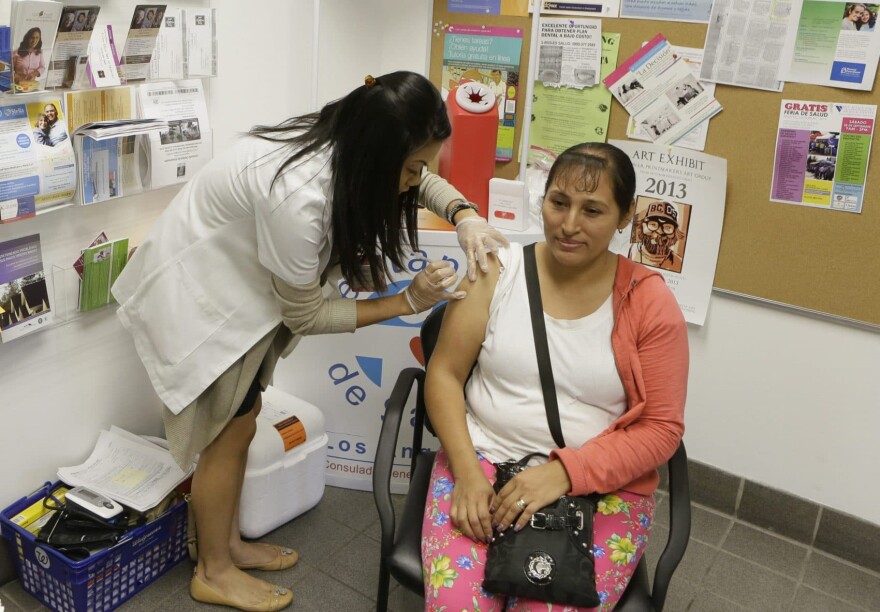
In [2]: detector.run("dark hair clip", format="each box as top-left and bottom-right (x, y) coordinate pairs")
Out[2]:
(364, 75), (378, 89)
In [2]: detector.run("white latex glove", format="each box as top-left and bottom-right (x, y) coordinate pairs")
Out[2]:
(455, 216), (510, 281)
(404, 260), (466, 314)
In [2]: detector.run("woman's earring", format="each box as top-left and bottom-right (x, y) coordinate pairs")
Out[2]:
(617, 228), (624, 234)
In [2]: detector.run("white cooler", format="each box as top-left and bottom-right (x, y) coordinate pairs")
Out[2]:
(239, 385), (328, 538)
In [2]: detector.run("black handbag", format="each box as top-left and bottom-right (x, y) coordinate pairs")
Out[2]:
(482, 243), (601, 608)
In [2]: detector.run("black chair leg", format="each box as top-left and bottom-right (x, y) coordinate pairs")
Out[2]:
(376, 560), (391, 612)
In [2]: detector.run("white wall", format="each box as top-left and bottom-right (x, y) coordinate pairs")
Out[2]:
(1, 0), (879, 528)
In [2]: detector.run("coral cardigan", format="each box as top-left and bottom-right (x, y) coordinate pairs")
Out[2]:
(552, 255), (689, 496)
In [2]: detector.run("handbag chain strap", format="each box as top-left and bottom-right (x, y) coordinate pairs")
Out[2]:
(523, 243), (566, 450)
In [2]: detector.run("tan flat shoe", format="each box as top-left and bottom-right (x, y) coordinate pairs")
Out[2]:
(190, 574), (292, 612)
(236, 545), (299, 571)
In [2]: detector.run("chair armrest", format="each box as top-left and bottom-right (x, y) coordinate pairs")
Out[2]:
(651, 441), (691, 611)
(372, 367), (425, 558)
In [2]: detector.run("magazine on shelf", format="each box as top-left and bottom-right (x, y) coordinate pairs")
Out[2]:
(184, 7), (217, 77)
(72, 231), (108, 278)
(118, 4), (167, 83)
(72, 119), (166, 204)
(46, 5), (99, 88)
(10, 0), (64, 93)
(78, 236), (129, 311)
(137, 79), (212, 187)
(0, 95), (76, 223)
(64, 85), (136, 133)
(0, 233), (53, 343)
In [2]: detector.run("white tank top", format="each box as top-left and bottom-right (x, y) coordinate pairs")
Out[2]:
(464, 243), (626, 464)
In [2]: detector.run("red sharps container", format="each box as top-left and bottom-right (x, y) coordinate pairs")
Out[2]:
(438, 81), (497, 218)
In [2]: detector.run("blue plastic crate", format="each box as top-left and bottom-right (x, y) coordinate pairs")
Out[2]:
(0, 482), (188, 612)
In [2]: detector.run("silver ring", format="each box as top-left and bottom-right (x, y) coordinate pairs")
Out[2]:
(516, 498), (526, 511)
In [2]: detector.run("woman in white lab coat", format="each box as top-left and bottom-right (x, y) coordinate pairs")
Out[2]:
(112, 71), (506, 612)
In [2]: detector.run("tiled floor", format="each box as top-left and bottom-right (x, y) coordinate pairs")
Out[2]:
(2, 486), (880, 612)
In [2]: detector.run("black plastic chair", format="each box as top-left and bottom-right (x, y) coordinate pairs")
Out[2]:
(373, 304), (692, 611)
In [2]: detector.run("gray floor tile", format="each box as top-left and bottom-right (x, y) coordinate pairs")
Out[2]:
(789, 585), (865, 612)
(314, 534), (383, 599)
(737, 481), (819, 545)
(287, 569), (374, 611)
(659, 575), (700, 611)
(687, 461), (741, 515)
(720, 522), (809, 579)
(645, 524), (718, 587)
(814, 508), (880, 574)
(0, 580), (45, 611)
(388, 581), (424, 611)
(319, 486), (381, 534)
(689, 590), (751, 611)
(801, 551), (880, 611)
(364, 494), (407, 543)
(690, 504), (733, 547)
(0, 596), (27, 612)
(266, 505), (358, 565)
(704, 551), (797, 611)
(116, 560), (193, 611)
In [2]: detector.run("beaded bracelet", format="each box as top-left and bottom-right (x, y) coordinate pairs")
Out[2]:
(446, 200), (480, 225)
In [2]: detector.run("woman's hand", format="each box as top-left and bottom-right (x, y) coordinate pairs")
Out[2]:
(449, 471), (496, 543)
(404, 260), (466, 313)
(492, 460), (572, 533)
(455, 216), (510, 281)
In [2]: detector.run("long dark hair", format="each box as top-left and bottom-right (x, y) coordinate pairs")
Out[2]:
(250, 71), (451, 290)
(17, 28), (42, 57)
(545, 142), (636, 217)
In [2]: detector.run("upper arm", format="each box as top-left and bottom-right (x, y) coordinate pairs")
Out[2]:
(427, 254), (501, 384)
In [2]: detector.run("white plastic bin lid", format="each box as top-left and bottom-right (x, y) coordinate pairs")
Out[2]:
(247, 386), (327, 470)
(454, 81), (496, 114)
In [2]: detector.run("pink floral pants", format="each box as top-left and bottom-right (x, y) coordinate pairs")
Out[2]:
(421, 450), (655, 611)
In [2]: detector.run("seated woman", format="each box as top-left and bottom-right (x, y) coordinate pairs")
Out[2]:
(421, 142), (688, 611)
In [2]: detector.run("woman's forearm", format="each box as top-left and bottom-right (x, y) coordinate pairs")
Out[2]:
(426, 369), (483, 480)
(354, 292), (412, 328)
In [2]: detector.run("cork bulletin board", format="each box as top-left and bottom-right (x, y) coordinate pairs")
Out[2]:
(430, 1), (880, 328)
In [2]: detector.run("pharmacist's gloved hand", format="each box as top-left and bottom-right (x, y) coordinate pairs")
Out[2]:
(404, 260), (466, 314)
(456, 216), (510, 281)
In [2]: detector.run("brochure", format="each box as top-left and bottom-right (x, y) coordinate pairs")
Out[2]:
(82, 24), (121, 89)
(149, 7), (184, 80)
(626, 46), (714, 152)
(0, 233), (53, 342)
(78, 237), (129, 311)
(699, 0), (800, 91)
(10, 0), (64, 93)
(46, 5), (99, 88)
(608, 140), (728, 326)
(604, 34), (722, 145)
(118, 4), (166, 83)
(442, 24), (524, 161)
(537, 17), (602, 89)
(72, 231), (108, 278)
(770, 100), (876, 213)
(620, 0), (713, 22)
(0, 95), (76, 222)
(784, 0), (880, 91)
(64, 85), (136, 133)
(137, 79), (212, 187)
(184, 7), (217, 78)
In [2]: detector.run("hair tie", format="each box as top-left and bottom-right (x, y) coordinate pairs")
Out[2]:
(364, 75), (378, 89)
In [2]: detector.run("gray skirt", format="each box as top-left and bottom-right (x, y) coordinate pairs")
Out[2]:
(163, 323), (294, 469)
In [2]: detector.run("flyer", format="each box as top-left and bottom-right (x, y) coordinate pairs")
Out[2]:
(784, 0), (880, 91)
(604, 34), (722, 145)
(118, 4), (166, 83)
(608, 140), (727, 326)
(0, 96), (76, 222)
(137, 79), (212, 187)
(529, 32), (620, 155)
(442, 24), (524, 161)
(447, 0), (530, 15)
(540, 0), (620, 17)
(537, 17), (602, 89)
(0, 233), (53, 342)
(700, 0), (800, 91)
(46, 5), (100, 88)
(770, 100), (876, 213)
(626, 46), (714, 151)
(10, 0), (64, 93)
(620, 0), (713, 22)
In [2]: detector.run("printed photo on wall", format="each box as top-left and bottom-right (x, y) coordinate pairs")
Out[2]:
(626, 197), (691, 274)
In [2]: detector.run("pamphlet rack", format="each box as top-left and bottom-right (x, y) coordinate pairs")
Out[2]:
(0, 481), (188, 612)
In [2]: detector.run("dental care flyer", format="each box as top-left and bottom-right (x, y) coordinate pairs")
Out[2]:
(442, 24), (524, 161)
(608, 140), (727, 326)
(604, 34), (722, 145)
(770, 100), (876, 213)
(537, 17), (602, 89)
(784, 0), (880, 91)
